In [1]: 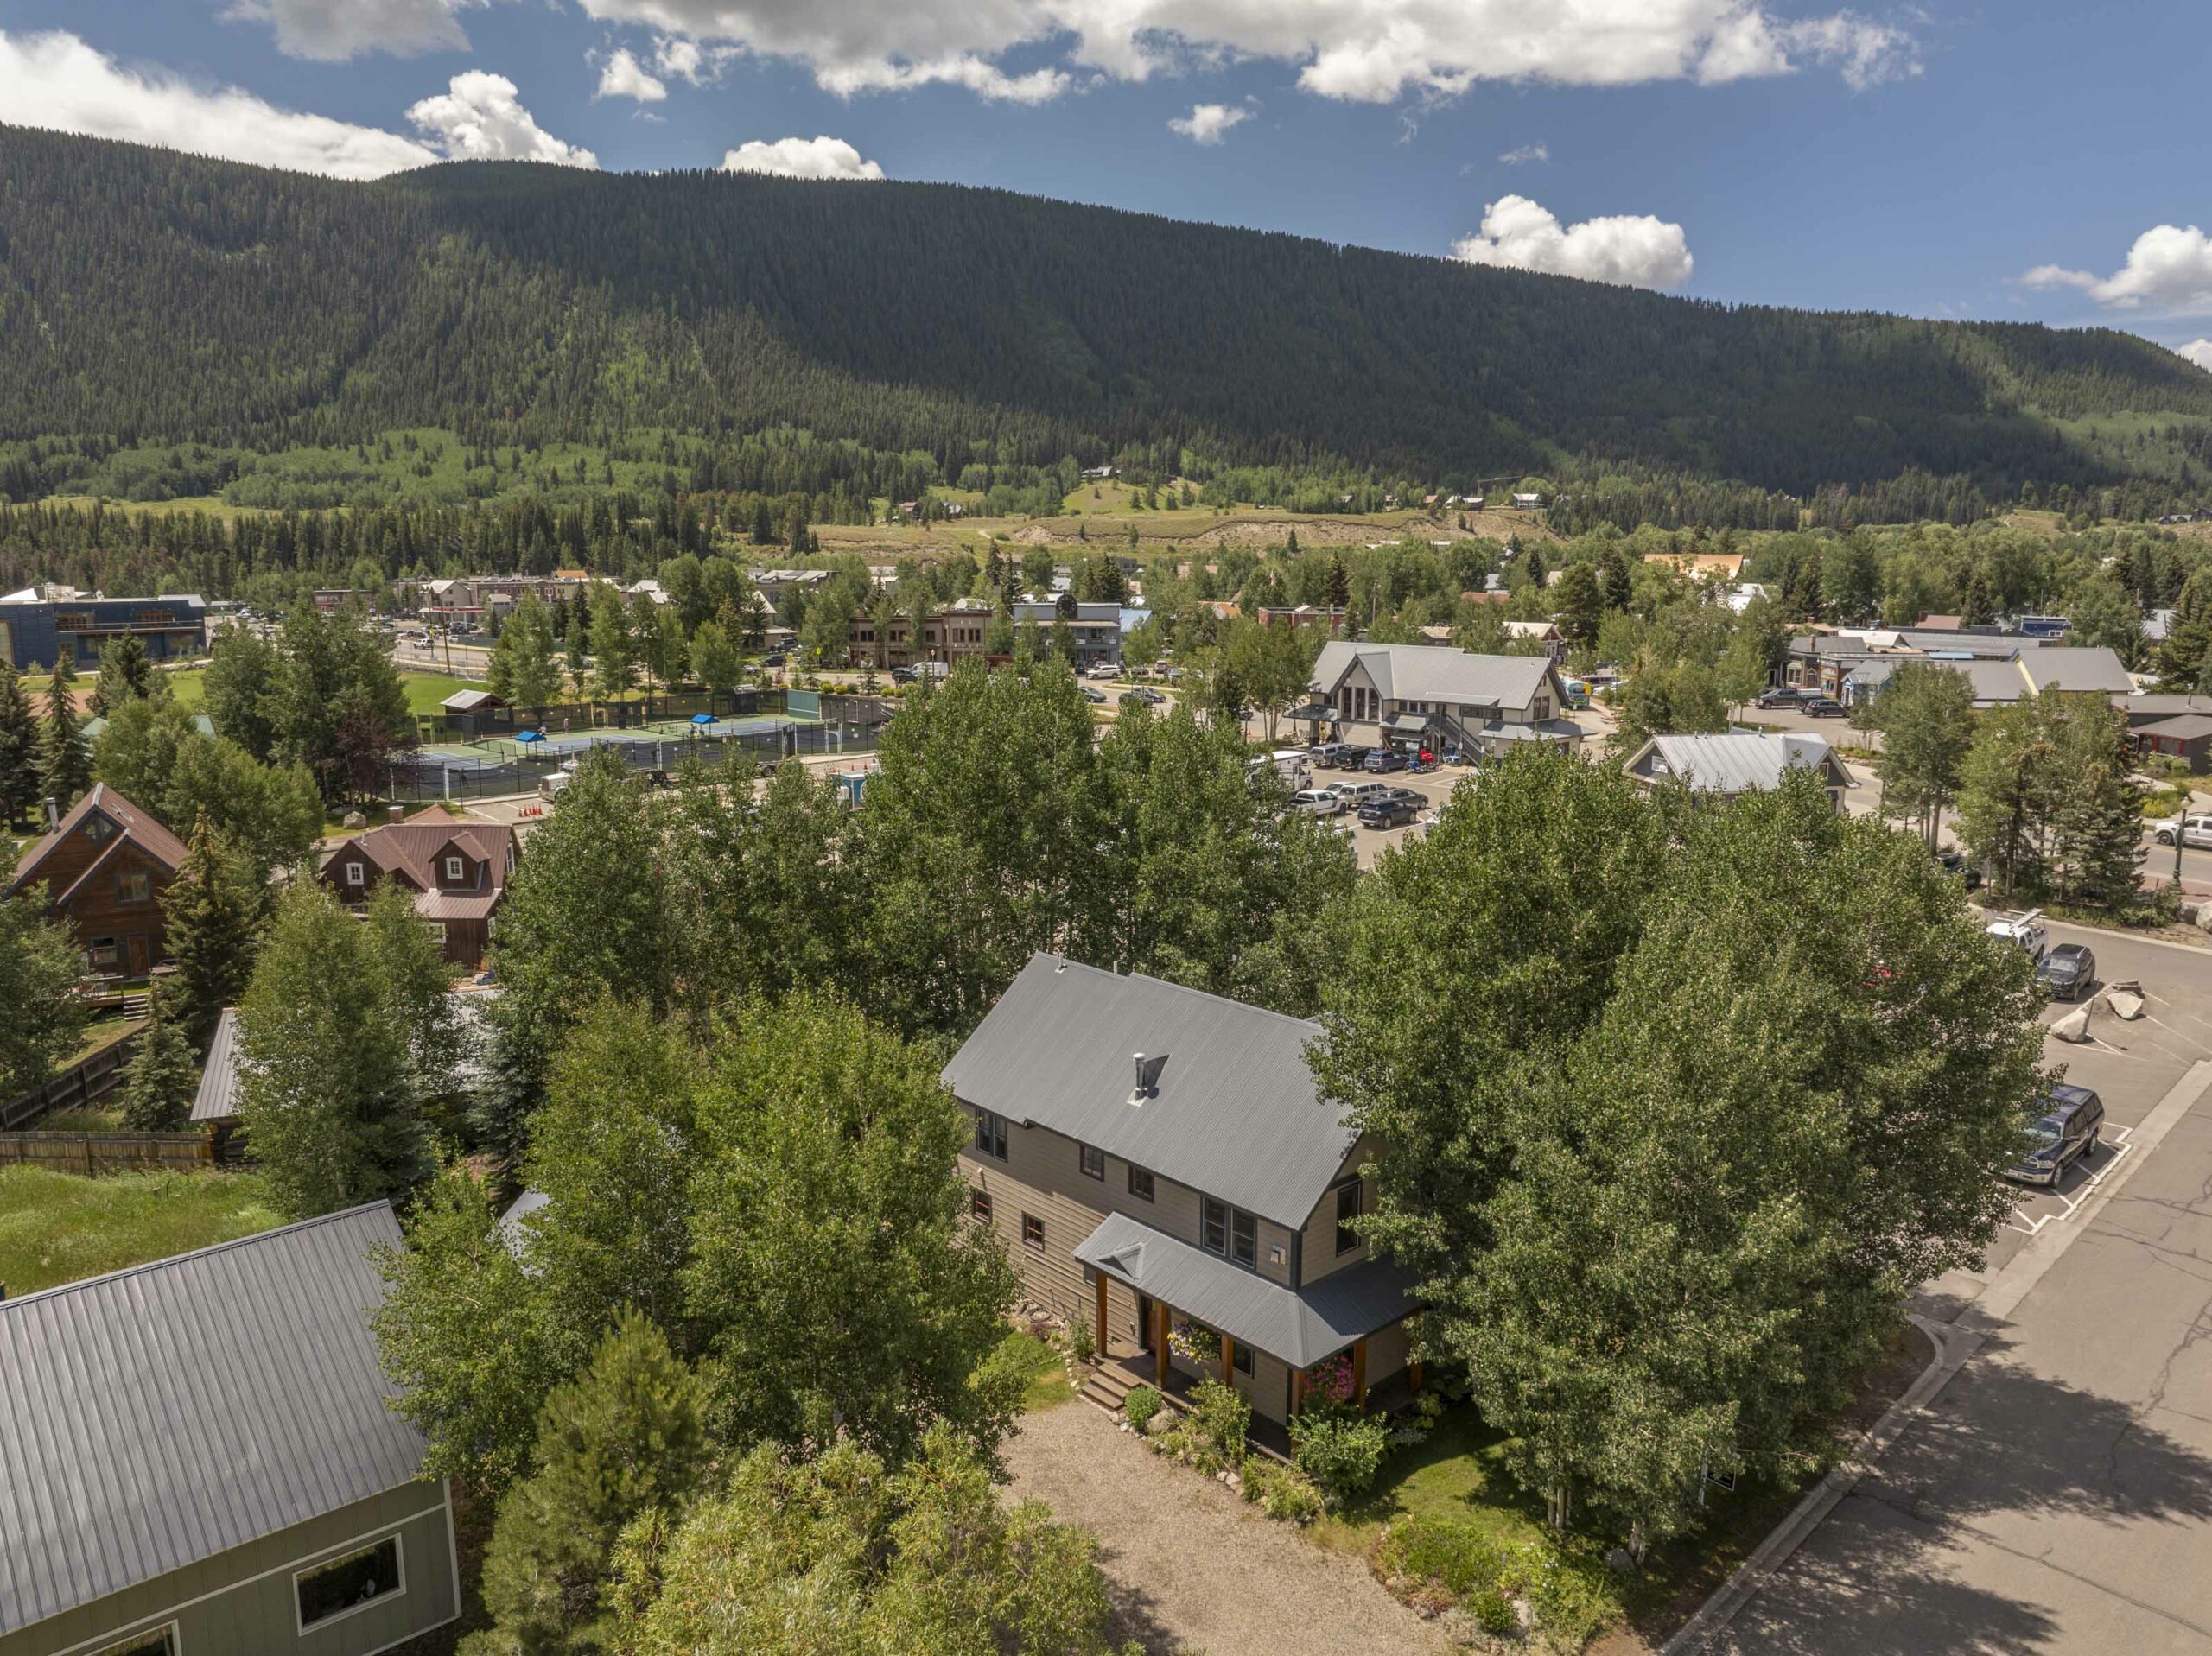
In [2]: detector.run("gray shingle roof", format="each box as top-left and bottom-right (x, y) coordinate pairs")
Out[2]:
(1310, 641), (1555, 712)
(1074, 1212), (1420, 1367)
(188, 1007), (241, 1123)
(0, 1203), (429, 1636)
(941, 955), (1352, 1228)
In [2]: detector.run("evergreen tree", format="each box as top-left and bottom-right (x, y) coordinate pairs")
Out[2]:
(118, 982), (200, 1131)
(37, 662), (92, 809)
(588, 583), (636, 701)
(162, 812), (261, 1045)
(92, 635), (158, 715)
(1599, 544), (1634, 611)
(468, 1312), (710, 1656)
(0, 659), (39, 828)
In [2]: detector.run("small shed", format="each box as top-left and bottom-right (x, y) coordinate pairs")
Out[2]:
(441, 687), (505, 739)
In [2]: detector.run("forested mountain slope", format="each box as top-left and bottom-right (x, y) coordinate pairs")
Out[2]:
(3, 126), (2209, 504)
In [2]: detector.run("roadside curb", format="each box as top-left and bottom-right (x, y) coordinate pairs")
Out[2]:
(1662, 1057), (2212, 1654)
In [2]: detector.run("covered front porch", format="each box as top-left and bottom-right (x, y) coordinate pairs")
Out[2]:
(1073, 1210), (1425, 1436)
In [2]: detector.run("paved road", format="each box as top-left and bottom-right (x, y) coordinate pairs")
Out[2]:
(1709, 923), (2212, 1654)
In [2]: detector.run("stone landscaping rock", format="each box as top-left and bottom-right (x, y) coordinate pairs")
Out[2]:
(342, 810), (366, 830)
(2107, 989), (2146, 1021)
(2051, 1006), (2093, 1044)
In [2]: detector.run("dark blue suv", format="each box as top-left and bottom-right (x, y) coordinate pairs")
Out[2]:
(2005, 1084), (2104, 1186)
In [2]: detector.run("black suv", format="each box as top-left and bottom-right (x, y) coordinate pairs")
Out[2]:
(1754, 688), (1802, 709)
(1357, 790), (1421, 829)
(2005, 1084), (2104, 1186)
(1801, 696), (1847, 718)
(2037, 943), (2097, 1001)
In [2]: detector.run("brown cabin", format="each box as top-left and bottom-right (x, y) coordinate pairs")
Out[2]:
(318, 806), (518, 969)
(6, 785), (188, 979)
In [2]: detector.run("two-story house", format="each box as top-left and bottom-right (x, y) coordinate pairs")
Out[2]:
(1306, 640), (1580, 760)
(945, 955), (1421, 1430)
(317, 807), (518, 969)
(6, 785), (188, 978)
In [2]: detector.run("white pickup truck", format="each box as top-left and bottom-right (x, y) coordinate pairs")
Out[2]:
(1986, 909), (2049, 961)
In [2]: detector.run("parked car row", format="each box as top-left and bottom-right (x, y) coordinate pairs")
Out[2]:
(1290, 780), (1428, 830)
(1754, 687), (1847, 717)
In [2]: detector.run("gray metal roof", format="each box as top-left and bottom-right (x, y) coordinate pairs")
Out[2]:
(0, 1203), (429, 1636)
(1310, 641), (1556, 713)
(942, 955), (1353, 1228)
(188, 1007), (241, 1123)
(1625, 733), (1847, 796)
(2138, 714), (2212, 741)
(1074, 1212), (1420, 1367)
(2016, 646), (2135, 695)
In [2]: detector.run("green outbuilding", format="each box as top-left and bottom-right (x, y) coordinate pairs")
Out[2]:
(0, 1203), (460, 1656)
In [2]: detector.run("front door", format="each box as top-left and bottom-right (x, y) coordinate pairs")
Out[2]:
(1135, 1293), (1154, 1352)
(125, 935), (149, 976)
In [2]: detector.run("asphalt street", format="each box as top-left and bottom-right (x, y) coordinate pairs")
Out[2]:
(1708, 919), (2212, 1655)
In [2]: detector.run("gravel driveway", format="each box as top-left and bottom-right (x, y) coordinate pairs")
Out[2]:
(1003, 1401), (1455, 1656)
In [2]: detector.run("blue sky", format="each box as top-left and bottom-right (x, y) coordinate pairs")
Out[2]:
(3, 0), (2210, 364)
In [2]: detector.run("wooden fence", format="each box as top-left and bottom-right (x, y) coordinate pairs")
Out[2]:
(0, 1132), (209, 1174)
(0, 1031), (141, 1131)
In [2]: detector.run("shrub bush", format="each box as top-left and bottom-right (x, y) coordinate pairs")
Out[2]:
(1255, 1464), (1326, 1524)
(1288, 1410), (1391, 1507)
(1389, 1515), (1509, 1598)
(1188, 1378), (1250, 1463)
(1470, 1587), (1517, 1636)
(1067, 1320), (1096, 1365)
(1124, 1384), (1161, 1433)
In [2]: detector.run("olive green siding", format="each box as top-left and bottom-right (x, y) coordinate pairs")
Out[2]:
(2, 1482), (458, 1656)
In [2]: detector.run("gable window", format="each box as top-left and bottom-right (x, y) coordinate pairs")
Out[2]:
(82, 815), (116, 846)
(1231, 1209), (1257, 1268)
(1336, 1181), (1363, 1255)
(345, 860), (365, 887)
(296, 1535), (403, 1633)
(974, 1108), (1008, 1161)
(444, 855), (466, 883)
(1021, 1213), (1045, 1251)
(1079, 1144), (1105, 1180)
(117, 872), (150, 904)
(89, 1628), (176, 1656)
(1128, 1166), (1155, 1202)
(1535, 696), (1552, 721)
(970, 1189), (992, 1223)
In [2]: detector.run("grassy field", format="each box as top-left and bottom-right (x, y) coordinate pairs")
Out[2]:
(995, 1329), (1077, 1412)
(401, 671), (488, 716)
(0, 1167), (283, 1297)
(59, 1014), (146, 1072)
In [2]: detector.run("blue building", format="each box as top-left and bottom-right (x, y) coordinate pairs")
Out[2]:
(0, 591), (207, 673)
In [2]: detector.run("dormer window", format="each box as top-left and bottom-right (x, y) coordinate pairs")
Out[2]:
(444, 856), (465, 883)
(345, 862), (365, 887)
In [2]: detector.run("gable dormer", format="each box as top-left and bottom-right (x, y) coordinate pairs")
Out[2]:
(431, 839), (480, 891)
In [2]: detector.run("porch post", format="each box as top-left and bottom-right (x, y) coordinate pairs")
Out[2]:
(1094, 1272), (1108, 1360)
(1153, 1299), (1169, 1389)
(1220, 1333), (1236, 1386)
(1352, 1339), (1368, 1409)
(1290, 1367), (1305, 1417)
(1409, 1357), (1426, 1394)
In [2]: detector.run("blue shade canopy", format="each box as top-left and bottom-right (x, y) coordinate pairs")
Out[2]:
(515, 729), (545, 744)
(691, 712), (719, 726)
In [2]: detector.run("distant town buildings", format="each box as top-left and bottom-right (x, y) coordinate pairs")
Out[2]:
(0, 588), (207, 673)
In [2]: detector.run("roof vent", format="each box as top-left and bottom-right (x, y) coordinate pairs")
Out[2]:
(1130, 1052), (1167, 1104)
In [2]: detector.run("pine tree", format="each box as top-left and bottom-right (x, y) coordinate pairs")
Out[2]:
(119, 983), (200, 1131)
(162, 812), (260, 1046)
(0, 659), (38, 828)
(38, 662), (91, 809)
(468, 1310), (709, 1656)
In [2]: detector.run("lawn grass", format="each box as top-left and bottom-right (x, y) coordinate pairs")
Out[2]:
(164, 666), (207, 708)
(0, 1167), (282, 1297)
(36, 1106), (127, 1133)
(1310, 1407), (1544, 1557)
(993, 1328), (1077, 1412)
(59, 1014), (145, 1071)
(399, 670), (488, 716)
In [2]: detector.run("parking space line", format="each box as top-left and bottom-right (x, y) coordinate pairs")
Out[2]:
(2001, 1126), (2137, 1236)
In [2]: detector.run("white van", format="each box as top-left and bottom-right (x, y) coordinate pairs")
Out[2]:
(1334, 780), (1389, 807)
(1291, 789), (1344, 816)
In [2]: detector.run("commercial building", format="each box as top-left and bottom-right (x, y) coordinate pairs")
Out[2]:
(0, 590), (207, 673)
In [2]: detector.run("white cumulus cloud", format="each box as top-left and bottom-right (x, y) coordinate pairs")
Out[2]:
(721, 135), (885, 180)
(653, 35), (741, 83)
(223, 0), (497, 61)
(1168, 102), (1250, 143)
(2024, 224), (2212, 314)
(0, 29), (438, 178)
(595, 47), (669, 101)
(2177, 340), (2212, 372)
(407, 72), (599, 166)
(1451, 194), (1693, 290)
(1499, 142), (1548, 165)
(571, 0), (1920, 105)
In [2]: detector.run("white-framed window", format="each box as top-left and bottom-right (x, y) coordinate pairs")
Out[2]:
(88, 936), (119, 969)
(87, 1625), (178, 1656)
(444, 856), (465, 882)
(344, 861), (365, 887)
(294, 1533), (404, 1634)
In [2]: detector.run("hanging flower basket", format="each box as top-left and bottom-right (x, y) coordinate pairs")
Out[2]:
(1169, 1319), (1221, 1364)
(1304, 1352), (1357, 1407)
